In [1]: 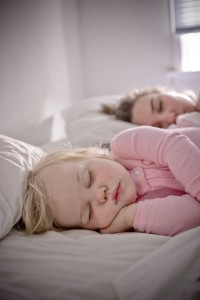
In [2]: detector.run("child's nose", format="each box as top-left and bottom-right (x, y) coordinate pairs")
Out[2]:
(96, 186), (107, 203)
(166, 112), (177, 125)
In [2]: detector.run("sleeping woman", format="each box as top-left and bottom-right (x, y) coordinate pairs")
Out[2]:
(102, 86), (200, 128)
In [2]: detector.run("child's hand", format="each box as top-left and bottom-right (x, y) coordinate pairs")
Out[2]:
(100, 203), (138, 234)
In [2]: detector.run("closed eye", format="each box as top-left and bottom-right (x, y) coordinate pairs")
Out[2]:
(158, 100), (163, 113)
(88, 170), (95, 187)
(88, 202), (92, 221)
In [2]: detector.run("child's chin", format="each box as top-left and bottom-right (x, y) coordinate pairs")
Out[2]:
(127, 191), (137, 205)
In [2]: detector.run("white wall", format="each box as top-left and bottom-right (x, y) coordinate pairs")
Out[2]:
(0, 0), (83, 145)
(61, 0), (84, 101)
(1, 0), (197, 145)
(78, 0), (173, 96)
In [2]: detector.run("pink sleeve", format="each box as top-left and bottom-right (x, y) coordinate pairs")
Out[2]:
(134, 194), (200, 236)
(111, 127), (200, 201)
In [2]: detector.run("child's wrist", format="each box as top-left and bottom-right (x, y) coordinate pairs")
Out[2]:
(123, 204), (138, 228)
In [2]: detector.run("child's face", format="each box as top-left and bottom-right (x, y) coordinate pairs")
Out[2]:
(39, 157), (136, 230)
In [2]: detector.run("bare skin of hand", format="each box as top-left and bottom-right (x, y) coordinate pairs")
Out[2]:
(195, 94), (200, 112)
(100, 203), (138, 234)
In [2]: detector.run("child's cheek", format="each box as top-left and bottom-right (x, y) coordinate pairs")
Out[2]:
(96, 210), (117, 229)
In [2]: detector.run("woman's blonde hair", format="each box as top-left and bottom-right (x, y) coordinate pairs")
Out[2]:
(22, 147), (109, 235)
(101, 86), (196, 123)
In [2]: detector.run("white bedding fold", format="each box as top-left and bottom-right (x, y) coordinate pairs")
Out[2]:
(114, 227), (200, 300)
(0, 229), (168, 300)
(1, 228), (199, 300)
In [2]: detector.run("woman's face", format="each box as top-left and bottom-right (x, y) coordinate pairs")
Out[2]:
(132, 92), (195, 128)
(39, 158), (136, 230)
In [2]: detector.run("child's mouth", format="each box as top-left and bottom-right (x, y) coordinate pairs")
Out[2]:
(112, 183), (121, 203)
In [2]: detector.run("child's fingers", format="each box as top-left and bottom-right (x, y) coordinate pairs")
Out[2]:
(100, 224), (122, 234)
(100, 226), (113, 234)
(100, 224), (119, 234)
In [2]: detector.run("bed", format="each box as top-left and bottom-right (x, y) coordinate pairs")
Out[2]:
(0, 95), (200, 300)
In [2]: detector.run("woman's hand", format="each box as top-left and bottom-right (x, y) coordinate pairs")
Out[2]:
(100, 203), (138, 234)
(195, 93), (200, 112)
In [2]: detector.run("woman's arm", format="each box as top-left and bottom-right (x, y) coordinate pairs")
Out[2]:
(195, 93), (200, 111)
(111, 127), (200, 201)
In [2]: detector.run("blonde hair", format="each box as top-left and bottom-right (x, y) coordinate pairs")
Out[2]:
(22, 147), (109, 235)
(101, 86), (197, 123)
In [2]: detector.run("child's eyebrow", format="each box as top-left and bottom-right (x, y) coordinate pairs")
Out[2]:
(76, 164), (86, 184)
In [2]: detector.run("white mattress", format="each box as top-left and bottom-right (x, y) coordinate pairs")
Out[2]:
(0, 227), (200, 300)
(1, 97), (200, 300)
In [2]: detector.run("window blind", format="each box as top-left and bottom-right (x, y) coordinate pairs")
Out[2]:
(170, 0), (200, 34)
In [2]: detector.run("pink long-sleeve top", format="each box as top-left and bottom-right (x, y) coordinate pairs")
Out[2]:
(111, 126), (200, 236)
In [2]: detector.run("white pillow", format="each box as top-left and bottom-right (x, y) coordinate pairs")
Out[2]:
(0, 135), (45, 239)
(62, 95), (136, 147)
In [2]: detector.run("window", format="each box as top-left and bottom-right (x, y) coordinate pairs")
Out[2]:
(180, 32), (200, 71)
(170, 0), (200, 71)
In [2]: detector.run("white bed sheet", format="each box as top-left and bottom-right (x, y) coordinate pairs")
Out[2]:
(62, 95), (136, 147)
(1, 97), (200, 300)
(0, 227), (199, 300)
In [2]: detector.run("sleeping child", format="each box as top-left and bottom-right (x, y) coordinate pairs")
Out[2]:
(21, 126), (200, 236)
